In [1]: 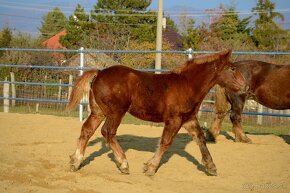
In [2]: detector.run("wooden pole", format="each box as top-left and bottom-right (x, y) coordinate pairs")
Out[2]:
(58, 79), (62, 101)
(43, 75), (47, 97)
(198, 105), (202, 119)
(10, 72), (16, 107)
(79, 47), (84, 121)
(257, 104), (263, 125)
(3, 77), (9, 113)
(154, 0), (163, 74)
(36, 103), (39, 114)
(68, 74), (73, 100)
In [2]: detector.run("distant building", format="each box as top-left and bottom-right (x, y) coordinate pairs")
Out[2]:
(42, 27), (184, 67)
(163, 27), (184, 50)
(42, 30), (118, 67)
(63, 52), (119, 69)
(42, 30), (67, 64)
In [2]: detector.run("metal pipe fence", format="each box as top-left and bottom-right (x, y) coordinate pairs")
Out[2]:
(0, 47), (290, 124)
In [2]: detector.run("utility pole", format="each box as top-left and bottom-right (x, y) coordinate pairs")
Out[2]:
(155, 0), (163, 73)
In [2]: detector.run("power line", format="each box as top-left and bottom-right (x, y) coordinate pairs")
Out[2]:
(1, 3), (290, 18)
(0, 0), (155, 13)
(0, 4), (157, 17)
(169, 9), (290, 17)
(1, 12), (288, 26)
(2, 0), (290, 15)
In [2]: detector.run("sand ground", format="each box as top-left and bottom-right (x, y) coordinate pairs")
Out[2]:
(0, 112), (289, 193)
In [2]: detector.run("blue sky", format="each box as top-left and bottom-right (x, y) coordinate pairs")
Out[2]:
(0, 0), (289, 35)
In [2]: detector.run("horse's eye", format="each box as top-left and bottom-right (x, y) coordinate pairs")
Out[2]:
(230, 67), (236, 71)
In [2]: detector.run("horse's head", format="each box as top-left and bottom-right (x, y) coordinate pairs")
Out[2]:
(216, 51), (247, 93)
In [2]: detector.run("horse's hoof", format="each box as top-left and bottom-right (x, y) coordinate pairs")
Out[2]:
(143, 163), (149, 172)
(235, 136), (252, 143)
(143, 162), (157, 176)
(206, 168), (217, 176)
(205, 130), (217, 143)
(119, 167), (130, 175)
(206, 135), (217, 143)
(70, 164), (80, 172)
(144, 170), (156, 176)
(69, 155), (82, 172)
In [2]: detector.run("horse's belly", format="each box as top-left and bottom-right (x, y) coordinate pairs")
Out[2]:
(255, 87), (290, 109)
(255, 69), (290, 109)
(128, 107), (163, 123)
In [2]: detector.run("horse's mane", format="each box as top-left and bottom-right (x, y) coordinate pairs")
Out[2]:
(173, 50), (231, 74)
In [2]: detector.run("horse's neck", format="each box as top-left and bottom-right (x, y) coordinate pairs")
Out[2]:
(182, 62), (219, 97)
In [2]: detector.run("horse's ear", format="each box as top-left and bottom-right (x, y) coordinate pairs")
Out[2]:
(217, 49), (232, 65)
(224, 49), (232, 60)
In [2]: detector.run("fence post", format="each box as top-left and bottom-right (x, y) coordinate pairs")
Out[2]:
(10, 72), (16, 107)
(257, 104), (263, 125)
(43, 75), (47, 98)
(68, 74), (73, 100)
(154, 0), (163, 74)
(58, 79), (62, 101)
(79, 47), (84, 121)
(3, 77), (9, 113)
(187, 48), (193, 59)
(36, 103), (39, 113)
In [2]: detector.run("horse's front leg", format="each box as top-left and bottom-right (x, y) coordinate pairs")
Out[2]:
(70, 111), (105, 171)
(143, 117), (182, 176)
(207, 86), (230, 142)
(207, 112), (228, 142)
(183, 116), (217, 176)
(230, 95), (252, 143)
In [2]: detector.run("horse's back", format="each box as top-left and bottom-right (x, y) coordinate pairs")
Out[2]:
(90, 65), (176, 119)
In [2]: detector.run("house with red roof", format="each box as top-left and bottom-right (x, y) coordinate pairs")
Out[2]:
(42, 30), (67, 64)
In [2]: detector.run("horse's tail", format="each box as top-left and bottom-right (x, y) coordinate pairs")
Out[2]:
(67, 69), (99, 111)
(214, 85), (230, 114)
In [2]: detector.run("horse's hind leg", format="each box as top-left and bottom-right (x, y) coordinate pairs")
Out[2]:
(183, 116), (217, 176)
(101, 114), (129, 174)
(70, 106), (105, 171)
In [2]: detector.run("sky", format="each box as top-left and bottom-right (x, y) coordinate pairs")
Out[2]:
(0, 0), (290, 35)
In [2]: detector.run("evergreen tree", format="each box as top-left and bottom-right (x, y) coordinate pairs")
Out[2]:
(211, 7), (252, 41)
(60, 4), (94, 49)
(182, 18), (201, 49)
(0, 27), (12, 57)
(165, 16), (178, 32)
(237, 16), (252, 35)
(91, 0), (156, 43)
(204, 6), (254, 50)
(39, 7), (67, 39)
(252, 0), (287, 50)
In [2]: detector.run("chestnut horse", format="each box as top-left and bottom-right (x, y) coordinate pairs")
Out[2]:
(67, 50), (246, 176)
(207, 60), (290, 143)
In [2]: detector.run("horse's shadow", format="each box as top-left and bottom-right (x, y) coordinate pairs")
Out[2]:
(81, 133), (207, 174)
(203, 127), (235, 143)
(279, 135), (290, 145)
(206, 127), (290, 146)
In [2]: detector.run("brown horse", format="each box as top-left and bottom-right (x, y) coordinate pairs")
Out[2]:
(207, 60), (290, 143)
(67, 50), (246, 176)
